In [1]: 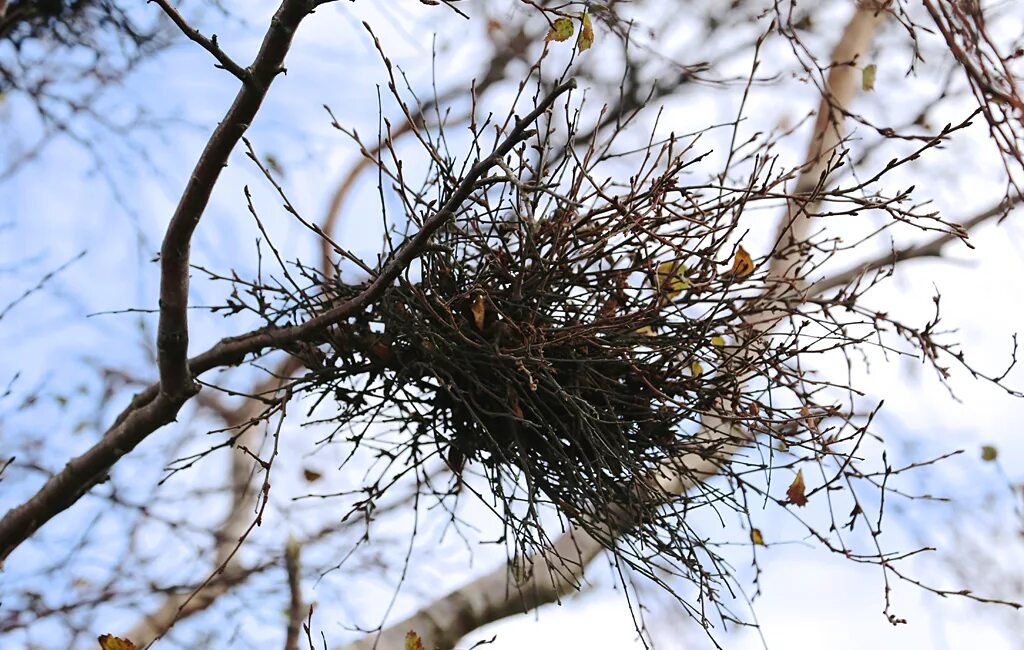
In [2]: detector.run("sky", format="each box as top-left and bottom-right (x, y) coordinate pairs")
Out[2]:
(1, 1), (1023, 648)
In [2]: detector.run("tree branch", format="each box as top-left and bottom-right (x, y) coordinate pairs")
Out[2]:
(812, 196), (1023, 295)
(149, 0), (250, 82)
(284, 536), (304, 650)
(125, 362), (299, 646)
(773, 0), (891, 286)
(0, 78), (577, 565)
(338, 5), (889, 646)
(156, 0), (311, 397)
(340, 431), (743, 650)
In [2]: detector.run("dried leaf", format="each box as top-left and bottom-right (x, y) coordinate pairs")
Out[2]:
(577, 12), (594, 51)
(800, 405), (820, 434)
(862, 63), (877, 91)
(302, 467), (323, 483)
(545, 17), (575, 42)
(690, 361), (704, 377)
(729, 245), (755, 278)
(750, 528), (765, 545)
(508, 385), (524, 419)
(711, 335), (726, 347)
(98, 636), (137, 650)
(786, 469), (808, 507)
(981, 445), (998, 462)
(635, 325), (657, 337)
(656, 260), (690, 298)
(405, 631), (426, 650)
(470, 294), (487, 331)
(598, 295), (617, 317)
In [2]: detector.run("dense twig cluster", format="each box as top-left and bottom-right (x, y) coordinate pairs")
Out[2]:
(207, 51), (1013, 620)
(3, 1), (1024, 648)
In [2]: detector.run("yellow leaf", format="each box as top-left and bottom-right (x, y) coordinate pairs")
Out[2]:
(981, 445), (998, 462)
(98, 635), (137, 650)
(470, 294), (487, 331)
(635, 325), (657, 337)
(405, 631), (426, 650)
(729, 245), (754, 278)
(690, 361), (703, 377)
(576, 12), (594, 51)
(862, 63), (877, 92)
(786, 470), (808, 507)
(750, 528), (765, 545)
(545, 17), (575, 42)
(710, 335), (725, 347)
(656, 260), (690, 298)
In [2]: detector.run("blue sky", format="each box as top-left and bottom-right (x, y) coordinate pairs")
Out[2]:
(2, 2), (1023, 648)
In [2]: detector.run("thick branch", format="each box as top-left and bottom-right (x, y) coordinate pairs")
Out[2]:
(340, 434), (742, 650)
(773, 0), (890, 285)
(0, 78), (577, 565)
(284, 536), (304, 650)
(156, 0), (310, 397)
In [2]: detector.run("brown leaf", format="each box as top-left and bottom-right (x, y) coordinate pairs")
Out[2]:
(302, 467), (323, 483)
(599, 295), (619, 318)
(729, 245), (755, 278)
(577, 12), (594, 51)
(98, 635), (137, 650)
(405, 631), (426, 650)
(446, 445), (465, 475)
(786, 469), (808, 507)
(470, 293), (487, 331)
(508, 385), (524, 419)
(800, 405), (820, 434)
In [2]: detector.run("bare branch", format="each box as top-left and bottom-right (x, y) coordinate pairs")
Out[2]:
(0, 77), (577, 565)
(773, 0), (890, 284)
(341, 432), (740, 650)
(284, 536), (304, 650)
(812, 196), (1024, 295)
(149, 0), (249, 82)
(156, 0), (311, 397)
(340, 6), (890, 647)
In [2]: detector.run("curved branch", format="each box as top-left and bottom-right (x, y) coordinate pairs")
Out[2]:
(156, 0), (311, 397)
(0, 77), (577, 566)
(125, 361), (299, 646)
(339, 437), (740, 650)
